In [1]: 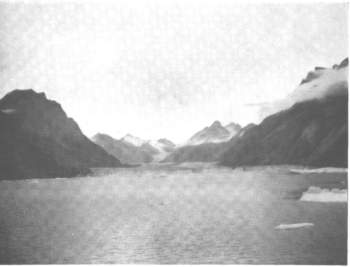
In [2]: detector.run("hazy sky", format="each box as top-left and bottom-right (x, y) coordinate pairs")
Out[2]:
(0, 0), (348, 143)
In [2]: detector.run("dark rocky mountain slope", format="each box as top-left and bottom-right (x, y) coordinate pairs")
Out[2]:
(220, 85), (348, 168)
(0, 89), (122, 179)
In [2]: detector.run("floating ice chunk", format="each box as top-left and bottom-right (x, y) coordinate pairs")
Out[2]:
(1, 108), (16, 114)
(275, 223), (314, 230)
(300, 187), (347, 202)
(290, 167), (347, 174)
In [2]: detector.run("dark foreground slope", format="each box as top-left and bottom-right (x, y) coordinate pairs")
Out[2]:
(0, 89), (122, 179)
(220, 92), (347, 168)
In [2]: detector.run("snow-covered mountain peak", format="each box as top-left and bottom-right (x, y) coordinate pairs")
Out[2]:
(210, 120), (222, 128)
(121, 134), (147, 147)
(186, 120), (241, 146)
(225, 122), (242, 137)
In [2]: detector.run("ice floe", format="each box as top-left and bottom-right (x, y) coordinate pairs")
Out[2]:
(300, 186), (347, 202)
(290, 167), (347, 174)
(1, 108), (17, 114)
(275, 223), (314, 230)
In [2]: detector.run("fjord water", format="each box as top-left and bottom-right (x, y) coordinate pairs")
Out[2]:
(0, 163), (346, 264)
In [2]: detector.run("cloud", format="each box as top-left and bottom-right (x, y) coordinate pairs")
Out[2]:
(257, 60), (348, 120)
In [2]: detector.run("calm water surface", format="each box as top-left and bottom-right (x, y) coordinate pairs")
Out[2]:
(0, 163), (346, 264)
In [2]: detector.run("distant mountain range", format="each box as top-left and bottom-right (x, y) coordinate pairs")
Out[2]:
(164, 58), (348, 166)
(220, 58), (348, 168)
(93, 120), (249, 164)
(92, 133), (175, 164)
(0, 89), (123, 180)
(0, 58), (346, 179)
(92, 120), (243, 164)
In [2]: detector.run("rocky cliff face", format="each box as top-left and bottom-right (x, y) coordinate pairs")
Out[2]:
(0, 89), (122, 179)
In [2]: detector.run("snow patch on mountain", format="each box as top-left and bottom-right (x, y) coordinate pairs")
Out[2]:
(225, 122), (241, 138)
(148, 139), (176, 161)
(121, 134), (147, 147)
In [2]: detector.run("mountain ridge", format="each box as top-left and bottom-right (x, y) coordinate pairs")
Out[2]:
(0, 89), (123, 180)
(92, 133), (176, 164)
(220, 58), (348, 168)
